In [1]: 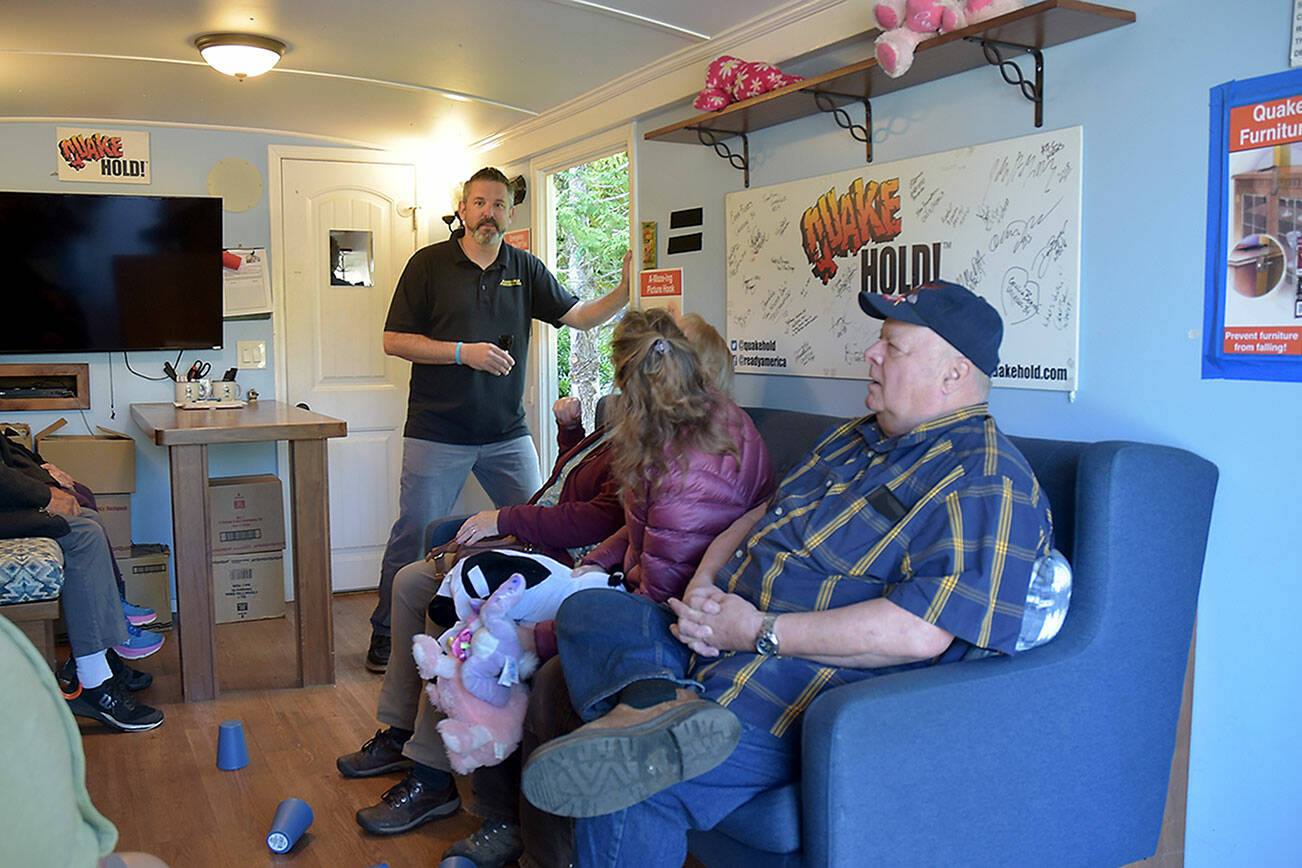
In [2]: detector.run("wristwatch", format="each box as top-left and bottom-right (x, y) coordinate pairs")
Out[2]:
(754, 612), (780, 656)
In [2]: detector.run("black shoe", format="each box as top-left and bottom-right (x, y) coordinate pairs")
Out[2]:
(66, 674), (164, 732)
(58, 651), (152, 694)
(337, 728), (413, 778)
(366, 633), (390, 673)
(355, 770), (460, 835)
(442, 820), (524, 868)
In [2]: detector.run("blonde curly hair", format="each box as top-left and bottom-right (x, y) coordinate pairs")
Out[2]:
(608, 308), (738, 497)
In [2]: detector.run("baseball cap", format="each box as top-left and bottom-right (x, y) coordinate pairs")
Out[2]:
(858, 280), (1003, 375)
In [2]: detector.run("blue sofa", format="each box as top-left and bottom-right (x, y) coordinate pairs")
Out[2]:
(688, 410), (1219, 868)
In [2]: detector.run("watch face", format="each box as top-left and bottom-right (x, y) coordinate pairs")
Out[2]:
(756, 631), (779, 656)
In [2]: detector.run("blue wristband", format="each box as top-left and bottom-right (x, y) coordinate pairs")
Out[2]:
(455, 342), (462, 365)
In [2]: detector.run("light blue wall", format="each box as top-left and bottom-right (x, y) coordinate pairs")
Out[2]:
(639, 0), (1299, 864)
(0, 123), (351, 555)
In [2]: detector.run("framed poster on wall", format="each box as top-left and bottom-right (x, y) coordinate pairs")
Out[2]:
(1204, 68), (1302, 381)
(725, 127), (1082, 391)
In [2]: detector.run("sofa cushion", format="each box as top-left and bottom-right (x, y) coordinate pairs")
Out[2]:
(0, 538), (66, 603)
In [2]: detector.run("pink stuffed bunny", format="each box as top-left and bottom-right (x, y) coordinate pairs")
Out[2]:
(411, 574), (538, 774)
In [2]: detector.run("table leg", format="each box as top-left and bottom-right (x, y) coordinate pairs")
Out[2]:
(289, 438), (335, 686)
(169, 443), (218, 701)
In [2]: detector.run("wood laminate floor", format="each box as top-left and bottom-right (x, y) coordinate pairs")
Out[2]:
(78, 591), (483, 868)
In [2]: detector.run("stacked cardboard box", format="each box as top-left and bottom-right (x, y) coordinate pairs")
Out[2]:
(29, 421), (176, 633)
(209, 474), (286, 623)
(118, 544), (173, 628)
(35, 421), (135, 557)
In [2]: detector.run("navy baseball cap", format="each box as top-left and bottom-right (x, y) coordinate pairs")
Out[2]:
(858, 280), (1003, 375)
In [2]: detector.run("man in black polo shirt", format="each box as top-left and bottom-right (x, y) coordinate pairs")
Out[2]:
(368, 166), (629, 671)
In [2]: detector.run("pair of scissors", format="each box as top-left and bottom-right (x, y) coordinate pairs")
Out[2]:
(186, 360), (211, 381)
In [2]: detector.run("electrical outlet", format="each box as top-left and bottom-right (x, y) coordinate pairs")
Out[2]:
(237, 340), (266, 369)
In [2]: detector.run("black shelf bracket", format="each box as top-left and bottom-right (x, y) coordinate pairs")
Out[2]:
(811, 91), (873, 163)
(965, 36), (1044, 127)
(691, 127), (750, 187)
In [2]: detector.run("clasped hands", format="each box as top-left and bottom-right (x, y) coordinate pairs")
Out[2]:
(668, 585), (762, 658)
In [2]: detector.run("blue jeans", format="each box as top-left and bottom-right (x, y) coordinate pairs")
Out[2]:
(556, 589), (699, 721)
(554, 589), (800, 867)
(370, 434), (542, 634)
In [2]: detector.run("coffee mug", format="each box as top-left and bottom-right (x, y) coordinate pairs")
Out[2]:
(212, 380), (242, 402)
(175, 379), (213, 402)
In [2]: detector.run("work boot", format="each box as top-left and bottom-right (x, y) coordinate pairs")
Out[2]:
(442, 819), (523, 868)
(355, 769), (460, 835)
(336, 727), (412, 778)
(521, 688), (740, 817)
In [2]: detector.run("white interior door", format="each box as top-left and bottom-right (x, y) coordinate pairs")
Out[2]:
(279, 156), (417, 592)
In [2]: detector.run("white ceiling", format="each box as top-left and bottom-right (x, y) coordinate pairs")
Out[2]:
(0, 0), (799, 154)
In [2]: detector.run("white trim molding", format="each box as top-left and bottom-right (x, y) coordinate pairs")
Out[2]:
(474, 0), (862, 165)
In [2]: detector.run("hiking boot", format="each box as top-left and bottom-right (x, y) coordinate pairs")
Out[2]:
(58, 650), (152, 694)
(121, 598), (157, 627)
(65, 674), (164, 732)
(366, 632), (390, 673)
(442, 820), (523, 868)
(355, 770), (460, 835)
(521, 688), (740, 818)
(113, 624), (164, 660)
(337, 728), (412, 778)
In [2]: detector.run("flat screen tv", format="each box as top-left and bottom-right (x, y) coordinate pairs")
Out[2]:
(0, 191), (223, 353)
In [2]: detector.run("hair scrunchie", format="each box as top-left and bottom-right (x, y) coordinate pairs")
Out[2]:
(653, 338), (669, 355)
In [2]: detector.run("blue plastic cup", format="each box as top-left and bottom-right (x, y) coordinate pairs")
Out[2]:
(266, 797), (313, 853)
(216, 720), (249, 771)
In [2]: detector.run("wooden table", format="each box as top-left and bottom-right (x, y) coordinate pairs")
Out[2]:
(131, 400), (347, 701)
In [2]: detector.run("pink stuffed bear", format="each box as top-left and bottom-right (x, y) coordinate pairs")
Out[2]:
(411, 574), (538, 774)
(874, 0), (1022, 79)
(693, 55), (803, 112)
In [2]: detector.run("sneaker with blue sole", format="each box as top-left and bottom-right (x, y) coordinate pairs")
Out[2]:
(121, 598), (157, 627)
(114, 624), (164, 660)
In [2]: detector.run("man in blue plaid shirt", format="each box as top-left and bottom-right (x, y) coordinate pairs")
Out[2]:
(523, 280), (1055, 868)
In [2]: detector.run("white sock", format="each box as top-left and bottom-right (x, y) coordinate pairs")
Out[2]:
(75, 651), (112, 689)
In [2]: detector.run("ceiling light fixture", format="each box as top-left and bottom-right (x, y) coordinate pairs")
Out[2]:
(194, 33), (286, 79)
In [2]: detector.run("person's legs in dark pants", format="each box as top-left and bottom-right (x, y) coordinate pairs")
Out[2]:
(442, 655), (583, 868)
(344, 559), (462, 834)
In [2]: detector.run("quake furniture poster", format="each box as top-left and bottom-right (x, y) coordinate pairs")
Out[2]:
(1204, 68), (1302, 381)
(725, 127), (1082, 391)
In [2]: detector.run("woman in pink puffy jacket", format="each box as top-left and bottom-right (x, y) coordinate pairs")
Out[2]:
(577, 308), (774, 603)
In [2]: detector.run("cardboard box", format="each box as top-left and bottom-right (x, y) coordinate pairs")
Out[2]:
(96, 493), (132, 556)
(209, 474), (286, 556)
(35, 420), (136, 493)
(117, 543), (172, 628)
(213, 551), (285, 623)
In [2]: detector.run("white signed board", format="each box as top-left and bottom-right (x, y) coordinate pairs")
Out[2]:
(726, 127), (1081, 391)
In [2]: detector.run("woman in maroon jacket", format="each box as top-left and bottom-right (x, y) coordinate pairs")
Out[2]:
(450, 394), (621, 567)
(576, 308), (774, 603)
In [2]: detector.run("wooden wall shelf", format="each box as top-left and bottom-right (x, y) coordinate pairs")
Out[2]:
(0, 363), (90, 410)
(644, 0), (1135, 182)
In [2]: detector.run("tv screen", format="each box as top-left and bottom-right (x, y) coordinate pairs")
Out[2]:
(0, 191), (223, 353)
